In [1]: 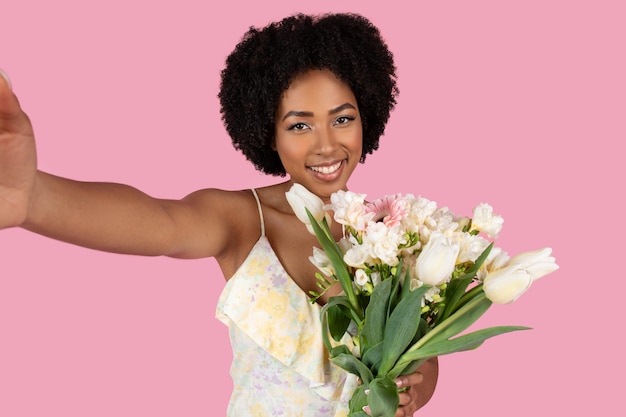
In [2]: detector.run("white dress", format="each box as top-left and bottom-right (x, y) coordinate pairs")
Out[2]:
(216, 189), (357, 416)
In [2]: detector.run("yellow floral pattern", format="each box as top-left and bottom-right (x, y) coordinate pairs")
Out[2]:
(216, 236), (357, 416)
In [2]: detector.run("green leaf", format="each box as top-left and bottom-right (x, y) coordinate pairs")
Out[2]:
(465, 242), (494, 276)
(361, 341), (383, 374)
(400, 263), (413, 300)
(320, 296), (360, 351)
(327, 302), (352, 342)
(306, 209), (361, 317)
(331, 353), (374, 385)
(361, 279), (392, 353)
(437, 243), (494, 322)
(369, 376), (400, 417)
(416, 293), (493, 348)
(329, 344), (352, 358)
(395, 358), (428, 377)
(389, 325), (530, 379)
(387, 260), (405, 313)
(348, 385), (369, 416)
(437, 275), (474, 324)
(378, 285), (431, 375)
(410, 318), (430, 345)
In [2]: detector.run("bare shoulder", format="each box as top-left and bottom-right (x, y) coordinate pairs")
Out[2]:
(165, 187), (262, 261)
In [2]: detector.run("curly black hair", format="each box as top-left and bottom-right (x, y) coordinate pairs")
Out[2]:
(219, 13), (398, 176)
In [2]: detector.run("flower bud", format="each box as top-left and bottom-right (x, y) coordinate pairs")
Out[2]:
(285, 183), (329, 234)
(415, 232), (460, 286)
(508, 247), (559, 281)
(483, 264), (533, 304)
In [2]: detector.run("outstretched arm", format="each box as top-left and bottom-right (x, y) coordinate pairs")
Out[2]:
(0, 71), (231, 259)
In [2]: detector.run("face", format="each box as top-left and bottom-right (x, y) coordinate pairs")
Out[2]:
(274, 69), (363, 201)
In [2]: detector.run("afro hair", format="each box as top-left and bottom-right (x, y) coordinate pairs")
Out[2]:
(219, 13), (398, 176)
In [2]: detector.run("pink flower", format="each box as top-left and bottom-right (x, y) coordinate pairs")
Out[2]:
(365, 194), (408, 228)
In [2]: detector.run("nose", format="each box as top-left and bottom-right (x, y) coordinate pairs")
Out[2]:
(313, 125), (339, 155)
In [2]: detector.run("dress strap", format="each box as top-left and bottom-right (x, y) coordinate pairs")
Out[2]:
(250, 189), (265, 237)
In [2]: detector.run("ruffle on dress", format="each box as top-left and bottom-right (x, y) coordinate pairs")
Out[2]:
(216, 237), (358, 411)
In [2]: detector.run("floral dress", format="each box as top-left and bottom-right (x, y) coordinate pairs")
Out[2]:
(216, 189), (357, 416)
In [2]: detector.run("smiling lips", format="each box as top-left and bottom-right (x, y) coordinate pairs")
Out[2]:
(308, 160), (343, 175)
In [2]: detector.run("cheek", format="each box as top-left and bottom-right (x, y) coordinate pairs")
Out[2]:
(349, 128), (364, 155)
(275, 139), (308, 165)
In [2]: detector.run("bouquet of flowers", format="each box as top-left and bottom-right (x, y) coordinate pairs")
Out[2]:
(286, 183), (559, 417)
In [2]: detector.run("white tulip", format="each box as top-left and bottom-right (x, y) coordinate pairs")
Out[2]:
(508, 247), (559, 281)
(415, 232), (460, 286)
(476, 246), (510, 281)
(285, 183), (329, 234)
(483, 264), (533, 304)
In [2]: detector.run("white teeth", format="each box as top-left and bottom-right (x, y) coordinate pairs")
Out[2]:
(310, 161), (342, 174)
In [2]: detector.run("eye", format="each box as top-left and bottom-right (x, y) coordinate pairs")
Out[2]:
(287, 122), (310, 131)
(334, 115), (355, 126)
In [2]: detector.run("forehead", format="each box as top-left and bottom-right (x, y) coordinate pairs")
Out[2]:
(278, 69), (357, 111)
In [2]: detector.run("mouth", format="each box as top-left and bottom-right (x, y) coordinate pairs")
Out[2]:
(307, 160), (344, 175)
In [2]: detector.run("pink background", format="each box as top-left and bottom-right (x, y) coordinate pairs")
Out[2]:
(1, 0), (624, 416)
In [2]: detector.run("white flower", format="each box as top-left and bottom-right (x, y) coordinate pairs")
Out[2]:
(415, 231), (460, 286)
(354, 269), (369, 289)
(363, 222), (404, 266)
(455, 233), (491, 264)
(423, 207), (459, 239)
(483, 264), (533, 304)
(456, 216), (471, 232)
(344, 243), (373, 268)
(476, 246), (511, 281)
(482, 247), (558, 303)
(507, 247), (559, 280)
(409, 279), (442, 303)
(338, 237), (353, 254)
(471, 203), (504, 238)
(403, 195), (438, 232)
(285, 183), (329, 234)
(309, 247), (334, 277)
(370, 271), (382, 287)
(329, 190), (373, 231)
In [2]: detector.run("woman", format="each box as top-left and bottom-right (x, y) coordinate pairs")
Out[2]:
(0, 13), (437, 416)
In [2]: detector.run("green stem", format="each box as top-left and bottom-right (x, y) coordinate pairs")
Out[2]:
(402, 292), (488, 355)
(456, 282), (484, 309)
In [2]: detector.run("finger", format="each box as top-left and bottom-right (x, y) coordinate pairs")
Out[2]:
(0, 68), (23, 117)
(394, 405), (413, 417)
(394, 371), (424, 389)
(0, 72), (29, 133)
(395, 397), (418, 417)
(398, 390), (414, 406)
(0, 69), (12, 90)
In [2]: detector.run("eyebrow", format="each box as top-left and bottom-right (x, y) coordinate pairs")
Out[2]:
(281, 103), (357, 121)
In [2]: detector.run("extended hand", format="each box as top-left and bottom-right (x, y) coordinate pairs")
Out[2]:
(0, 70), (37, 229)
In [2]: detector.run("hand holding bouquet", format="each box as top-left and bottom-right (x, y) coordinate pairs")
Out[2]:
(286, 184), (559, 417)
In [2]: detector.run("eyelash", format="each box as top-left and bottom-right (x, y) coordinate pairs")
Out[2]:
(335, 116), (355, 125)
(287, 122), (309, 131)
(286, 116), (355, 131)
